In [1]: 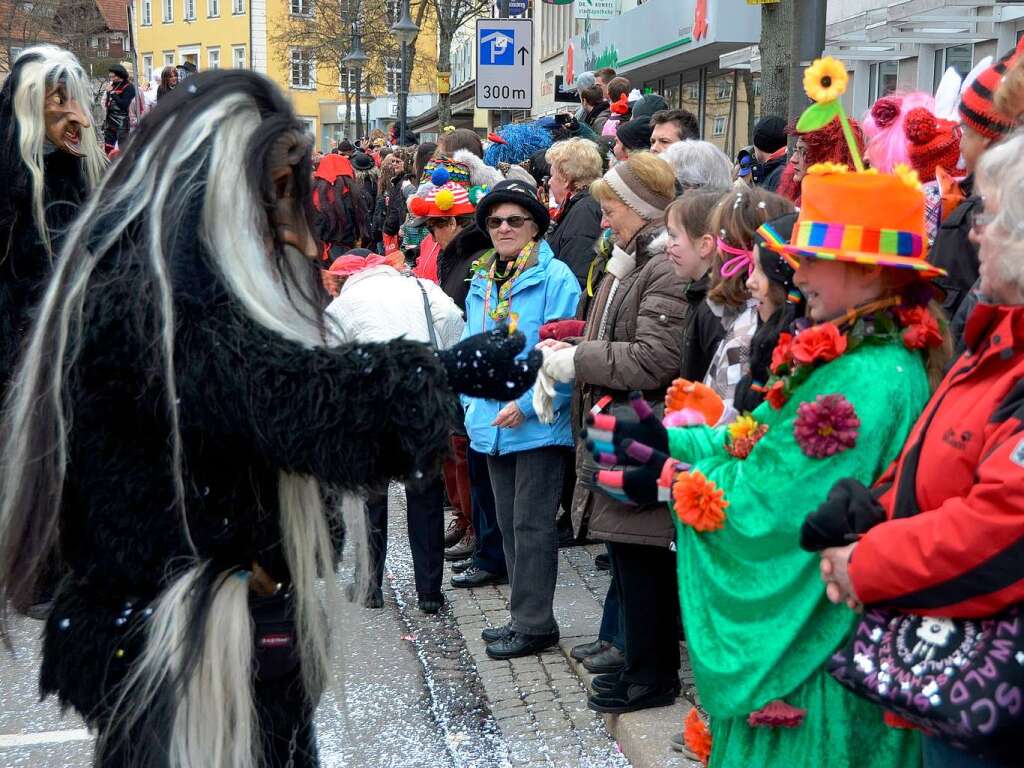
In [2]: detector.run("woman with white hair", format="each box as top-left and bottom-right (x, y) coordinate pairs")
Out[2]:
(660, 139), (733, 192)
(545, 137), (604, 285)
(805, 131), (1024, 768)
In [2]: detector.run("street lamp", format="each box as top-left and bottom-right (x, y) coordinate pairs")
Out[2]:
(390, 0), (419, 145)
(343, 24), (370, 141)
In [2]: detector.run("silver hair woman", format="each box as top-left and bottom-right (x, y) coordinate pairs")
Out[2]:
(0, 70), (538, 768)
(660, 139), (733, 193)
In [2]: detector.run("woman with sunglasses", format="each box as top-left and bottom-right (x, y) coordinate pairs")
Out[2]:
(462, 178), (581, 660)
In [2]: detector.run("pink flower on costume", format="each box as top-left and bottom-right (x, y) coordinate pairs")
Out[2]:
(747, 700), (807, 728)
(793, 394), (860, 458)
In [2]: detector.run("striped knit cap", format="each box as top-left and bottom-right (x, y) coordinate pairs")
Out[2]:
(959, 37), (1024, 139)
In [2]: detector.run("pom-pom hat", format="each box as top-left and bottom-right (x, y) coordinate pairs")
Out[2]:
(904, 107), (961, 183)
(408, 181), (476, 221)
(959, 36), (1024, 140)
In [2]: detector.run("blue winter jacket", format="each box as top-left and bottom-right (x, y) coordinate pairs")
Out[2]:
(462, 240), (581, 455)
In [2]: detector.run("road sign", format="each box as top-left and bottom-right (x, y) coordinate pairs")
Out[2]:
(508, 0), (528, 16)
(475, 18), (533, 111)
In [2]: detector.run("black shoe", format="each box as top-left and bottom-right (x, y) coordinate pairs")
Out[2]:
(451, 558), (474, 574)
(418, 595), (444, 614)
(485, 630), (560, 660)
(481, 623), (512, 643)
(570, 639), (610, 662)
(451, 566), (508, 589)
(587, 681), (678, 714)
(583, 644), (625, 673)
(590, 671), (621, 694)
(345, 583), (384, 609)
(594, 553), (611, 571)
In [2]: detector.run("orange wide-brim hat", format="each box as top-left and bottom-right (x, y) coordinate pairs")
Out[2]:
(767, 170), (946, 279)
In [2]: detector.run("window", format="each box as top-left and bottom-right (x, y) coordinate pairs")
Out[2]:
(290, 48), (314, 89)
(163, 51), (175, 66)
(869, 60), (897, 101)
(341, 67), (358, 93)
(162, 0), (171, 21)
(141, 0), (152, 24)
(385, 57), (401, 94)
(934, 44), (973, 91)
(298, 117), (316, 140)
(712, 116), (726, 137)
(142, 54), (153, 81)
(232, 0), (243, 12)
(183, 0), (195, 19)
(208, 47), (220, 69)
(232, 45), (245, 68)
(716, 81), (731, 100)
(208, 0), (218, 15)
(289, 0), (310, 15)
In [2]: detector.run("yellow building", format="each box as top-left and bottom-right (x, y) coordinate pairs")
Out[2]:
(133, 0), (438, 148)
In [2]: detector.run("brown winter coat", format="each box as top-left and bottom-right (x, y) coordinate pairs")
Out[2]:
(570, 221), (690, 548)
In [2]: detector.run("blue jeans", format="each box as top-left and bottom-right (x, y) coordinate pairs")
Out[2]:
(923, 736), (1014, 768)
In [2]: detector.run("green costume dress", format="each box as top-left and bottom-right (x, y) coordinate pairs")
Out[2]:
(667, 337), (928, 768)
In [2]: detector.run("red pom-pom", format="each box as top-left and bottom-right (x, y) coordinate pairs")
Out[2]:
(905, 107), (937, 145)
(408, 196), (430, 216)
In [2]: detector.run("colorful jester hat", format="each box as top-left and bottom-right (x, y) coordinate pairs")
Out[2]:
(767, 57), (947, 279)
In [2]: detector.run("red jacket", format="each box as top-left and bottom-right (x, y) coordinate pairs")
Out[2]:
(851, 303), (1024, 617)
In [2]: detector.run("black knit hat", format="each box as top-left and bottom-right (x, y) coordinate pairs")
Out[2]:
(475, 178), (550, 237)
(351, 151), (375, 171)
(753, 212), (799, 292)
(616, 117), (653, 151)
(753, 115), (788, 153)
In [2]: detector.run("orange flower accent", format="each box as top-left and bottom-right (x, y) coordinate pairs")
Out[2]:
(684, 709), (712, 766)
(725, 423), (769, 459)
(672, 470), (727, 532)
(769, 332), (795, 374)
(665, 379), (725, 426)
(765, 380), (787, 410)
(896, 306), (943, 350)
(791, 323), (848, 365)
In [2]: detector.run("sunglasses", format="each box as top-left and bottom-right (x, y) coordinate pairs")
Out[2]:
(485, 215), (531, 230)
(426, 217), (452, 231)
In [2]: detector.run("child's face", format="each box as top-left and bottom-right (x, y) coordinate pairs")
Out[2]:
(746, 245), (777, 321)
(666, 216), (711, 281)
(794, 257), (879, 323)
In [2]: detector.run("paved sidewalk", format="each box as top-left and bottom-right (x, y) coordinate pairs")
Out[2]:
(444, 541), (702, 768)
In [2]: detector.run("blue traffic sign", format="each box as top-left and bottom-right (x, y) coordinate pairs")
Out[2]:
(508, 0), (528, 16)
(479, 29), (516, 66)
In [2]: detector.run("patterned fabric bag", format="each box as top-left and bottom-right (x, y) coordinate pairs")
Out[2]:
(827, 605), (1024, 755)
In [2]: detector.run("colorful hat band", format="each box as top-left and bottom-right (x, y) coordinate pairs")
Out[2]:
(796, 221), (924, 259)
(755, 222), (799, 269)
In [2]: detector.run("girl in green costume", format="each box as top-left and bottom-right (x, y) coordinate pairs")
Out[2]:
(587, 166), (951, 767)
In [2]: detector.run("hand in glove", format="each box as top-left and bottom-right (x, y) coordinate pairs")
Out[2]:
(800, 478), (887, 552)
(585, 439), (688, 506)
(439, 327), (541, 401)
(582, 391), (668, 465)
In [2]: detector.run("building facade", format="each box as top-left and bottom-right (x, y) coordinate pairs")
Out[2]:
(133, 0), (440, 149)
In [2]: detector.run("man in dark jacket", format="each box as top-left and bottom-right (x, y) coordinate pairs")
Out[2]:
(581, 85), (611, 135)
(103, 64), (135, 152)
(751, 115), (788, 192)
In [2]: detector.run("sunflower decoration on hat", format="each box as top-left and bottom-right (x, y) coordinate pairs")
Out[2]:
(753, 56), (949, 419)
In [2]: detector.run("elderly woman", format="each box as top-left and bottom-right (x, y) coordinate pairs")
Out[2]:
(463, 179), (581, 660)
(660, 139), (733, 193)
(545, 137), (604, 286)
(806, 132), (1024, 768)
(539, 151), (689, 713)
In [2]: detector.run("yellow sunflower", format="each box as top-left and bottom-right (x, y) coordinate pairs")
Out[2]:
(892, 163), (923, 191)
(727, 414), (760, 441)
(804, 57), (849, 103)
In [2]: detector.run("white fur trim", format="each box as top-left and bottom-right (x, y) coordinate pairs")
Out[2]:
(606, 244), (637, 280)
(453, 149), (504, 188)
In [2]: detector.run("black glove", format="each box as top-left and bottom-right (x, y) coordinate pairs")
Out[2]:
(582, 391), (668, 465)
(800, 478), (887, 552)
(438, 327), (541, 401)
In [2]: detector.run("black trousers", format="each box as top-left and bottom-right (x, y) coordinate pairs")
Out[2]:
(366, 477), (445, 600)
(607, 541), (680, 686)
(467, 448), (506, 575)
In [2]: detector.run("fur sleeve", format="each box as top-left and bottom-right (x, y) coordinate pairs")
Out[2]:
(175, 301), (457, 489)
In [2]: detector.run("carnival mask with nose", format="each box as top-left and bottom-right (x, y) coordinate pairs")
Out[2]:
(268, 128), (320, 262)
(44, 81), (91, 157)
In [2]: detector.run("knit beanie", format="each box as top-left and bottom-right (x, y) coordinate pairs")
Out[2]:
(631, 94), (669, 121)
(616, 117), (653, 152)
(753, 115), (788, 153)
(904, 107), (961, 183)
(602, 161), (673, 221)
(959, 37), (1024, 139)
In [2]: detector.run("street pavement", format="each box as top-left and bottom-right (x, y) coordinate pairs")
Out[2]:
(0, 484), (693, 767)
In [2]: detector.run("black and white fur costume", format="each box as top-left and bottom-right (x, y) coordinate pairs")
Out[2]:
(0, 70), (538, 768)
(0, 45), (104, 393)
